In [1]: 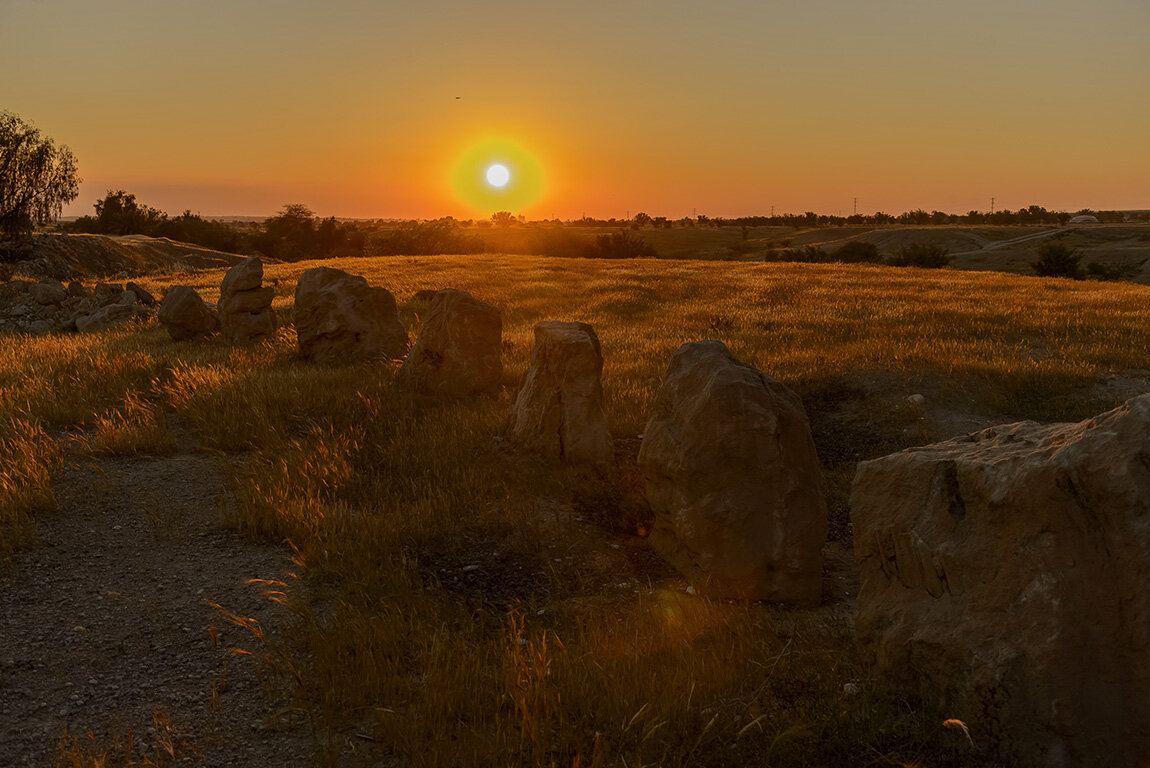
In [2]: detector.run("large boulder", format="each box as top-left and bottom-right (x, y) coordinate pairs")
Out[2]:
(30, 280), (67, 305)
(218, 256), (275, 343)
(397, 289), (502, 398)
(638, 341), (827, 602)
(504, 321), (613, 464)
(851, 396), (1150, 767)
(158, 285), (220, 341)
(93, 282), (124, 305)
(294, 267), (407, 364)
(125, 281), (155, 306)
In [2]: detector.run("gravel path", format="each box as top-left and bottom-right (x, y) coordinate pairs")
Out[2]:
(0, 423), (313, 766)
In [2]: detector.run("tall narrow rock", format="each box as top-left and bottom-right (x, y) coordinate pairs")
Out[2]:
(398, 289), (502, 398)
(638, 340), (827, 602)
(219, 256), (275, 343)
(504, 321), (613, 464)
(294, 267), (407, 363)
(851, 396), (1150, 767)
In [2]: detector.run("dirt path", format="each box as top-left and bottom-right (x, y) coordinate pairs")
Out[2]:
(0, 423), (313, 767)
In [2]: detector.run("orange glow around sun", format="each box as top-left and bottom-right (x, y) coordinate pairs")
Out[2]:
(451, 138), (544, 215)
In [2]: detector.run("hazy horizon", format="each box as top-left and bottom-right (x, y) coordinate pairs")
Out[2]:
(2, 0), (1147, 220)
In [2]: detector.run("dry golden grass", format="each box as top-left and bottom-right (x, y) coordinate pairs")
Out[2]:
(7, 254), (1147, 765)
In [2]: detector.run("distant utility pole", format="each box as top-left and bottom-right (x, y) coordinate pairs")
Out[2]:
(990, 197), (995, 214)
(853, 197), (858, 215)
(693, 207), (697, 219)
(770, 205), (774, 217)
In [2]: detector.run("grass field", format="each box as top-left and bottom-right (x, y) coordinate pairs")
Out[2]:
(4, 255), (1149, 766)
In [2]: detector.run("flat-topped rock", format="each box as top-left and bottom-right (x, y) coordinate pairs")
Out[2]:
(504, 321), (613, 464)
(851, 395), (1150, 767)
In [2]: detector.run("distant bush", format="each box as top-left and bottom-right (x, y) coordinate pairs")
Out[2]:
(531, 229), (657, 259)
(588, 231), (657, 259)
(366, 221), (485, 256)
(1031, 243), (1083, 279)
(833, 240), (882, 263)
(888, 243), (952, 268)
(774, 245), (830, 263)
(1084, 260), (1140, 282)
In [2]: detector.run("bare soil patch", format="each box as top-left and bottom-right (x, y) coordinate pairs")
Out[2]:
(0, 421), (310, 767)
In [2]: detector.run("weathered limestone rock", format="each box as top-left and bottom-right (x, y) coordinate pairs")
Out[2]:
(398, 289), (502, 398)
(638, 341), (827, 602)
(30, 280), (67, 305)
(67, 281), (88, 298)
(294, 267), (407, 363)
(75, 302), (135, 332)
(851, 396), (1150, 768)
(158, 285), (220, 341)
(218, 256), (275, 343)
(504, 321), (613, 464)
(125, 281), (155, 306)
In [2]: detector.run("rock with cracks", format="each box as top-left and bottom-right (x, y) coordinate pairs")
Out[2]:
(158, 285), (220, 341)
(398, 289), (502, 398)
(504, 321), (613, 464)
(638, 340), (827, 602)
(851, 395), (1150, 768)
(294, 267), (407, 364)
(218, 256), (275, 344)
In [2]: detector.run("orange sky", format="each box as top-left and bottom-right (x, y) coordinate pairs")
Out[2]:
(2, 0), (1147, 219)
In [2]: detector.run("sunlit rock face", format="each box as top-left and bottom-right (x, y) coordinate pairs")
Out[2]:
(851, 396), (1150, 768)
(504, 321), (613, 464)
(294, 267), (407, 364)
(158, 285), (219, 341)
(397, 289), (502, 398)
(218, 256), (275, 344)
(638, 340), (827, 603)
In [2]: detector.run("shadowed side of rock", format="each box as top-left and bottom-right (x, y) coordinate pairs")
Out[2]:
(157, 285), (220, 341)
(638, 340), (828, 603)
(397, 289), (502, 398)
(504, 320), (613, 464)
(851, 395), (1150, 768)
(294, 266), (407, 364)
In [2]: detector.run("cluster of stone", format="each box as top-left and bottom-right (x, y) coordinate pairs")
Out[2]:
(0, 276), (156, 334)
(218, 256), (276, 344)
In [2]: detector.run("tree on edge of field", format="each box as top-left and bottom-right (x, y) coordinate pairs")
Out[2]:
(0, 111), (80, 238)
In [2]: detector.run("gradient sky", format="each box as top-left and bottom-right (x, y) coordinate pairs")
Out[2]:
(2, 0), (1147, 219)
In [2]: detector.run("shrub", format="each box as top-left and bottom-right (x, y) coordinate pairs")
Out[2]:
(529, 228), (589, 259)
(1031, 243), (1083, 279)
(1084, 261), (1140, 282)
(774, 245), (830, 263)
(833, 240), (882, 264)
(588, 231), (657, 259)
(888, 243), (952, 268)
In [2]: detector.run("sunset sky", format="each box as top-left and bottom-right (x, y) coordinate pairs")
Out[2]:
(2, 0), (1146, 220)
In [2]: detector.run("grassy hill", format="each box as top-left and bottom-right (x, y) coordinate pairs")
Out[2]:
(3, 256), (1148, 766)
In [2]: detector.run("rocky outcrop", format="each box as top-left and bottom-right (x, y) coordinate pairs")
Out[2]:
(397, 289), (502, 398)
(294, 267), (407, 364)
(0, 278), (153, 334)
(158, 286), (220, 341)
(638, 341), (827, 602)
(218, 256), (275, 344)
(504, 321), (613, 464)
(851, 396), (1150, 767)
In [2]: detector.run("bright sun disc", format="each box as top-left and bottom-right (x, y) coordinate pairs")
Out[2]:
(486, 163), (510, 187)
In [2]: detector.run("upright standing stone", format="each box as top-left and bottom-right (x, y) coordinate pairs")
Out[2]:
(398, 289), (502, 398)
(294, 267), (407, 363)
(219, 256), (275, 343)
(851, 396), (1150, 767)
(504, 321), (613, 464)
(638, 340), (827, 602)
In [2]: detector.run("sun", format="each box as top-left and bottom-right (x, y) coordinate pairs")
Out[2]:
(451, 139), (544, 214)
(486, 163), (510, 188)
